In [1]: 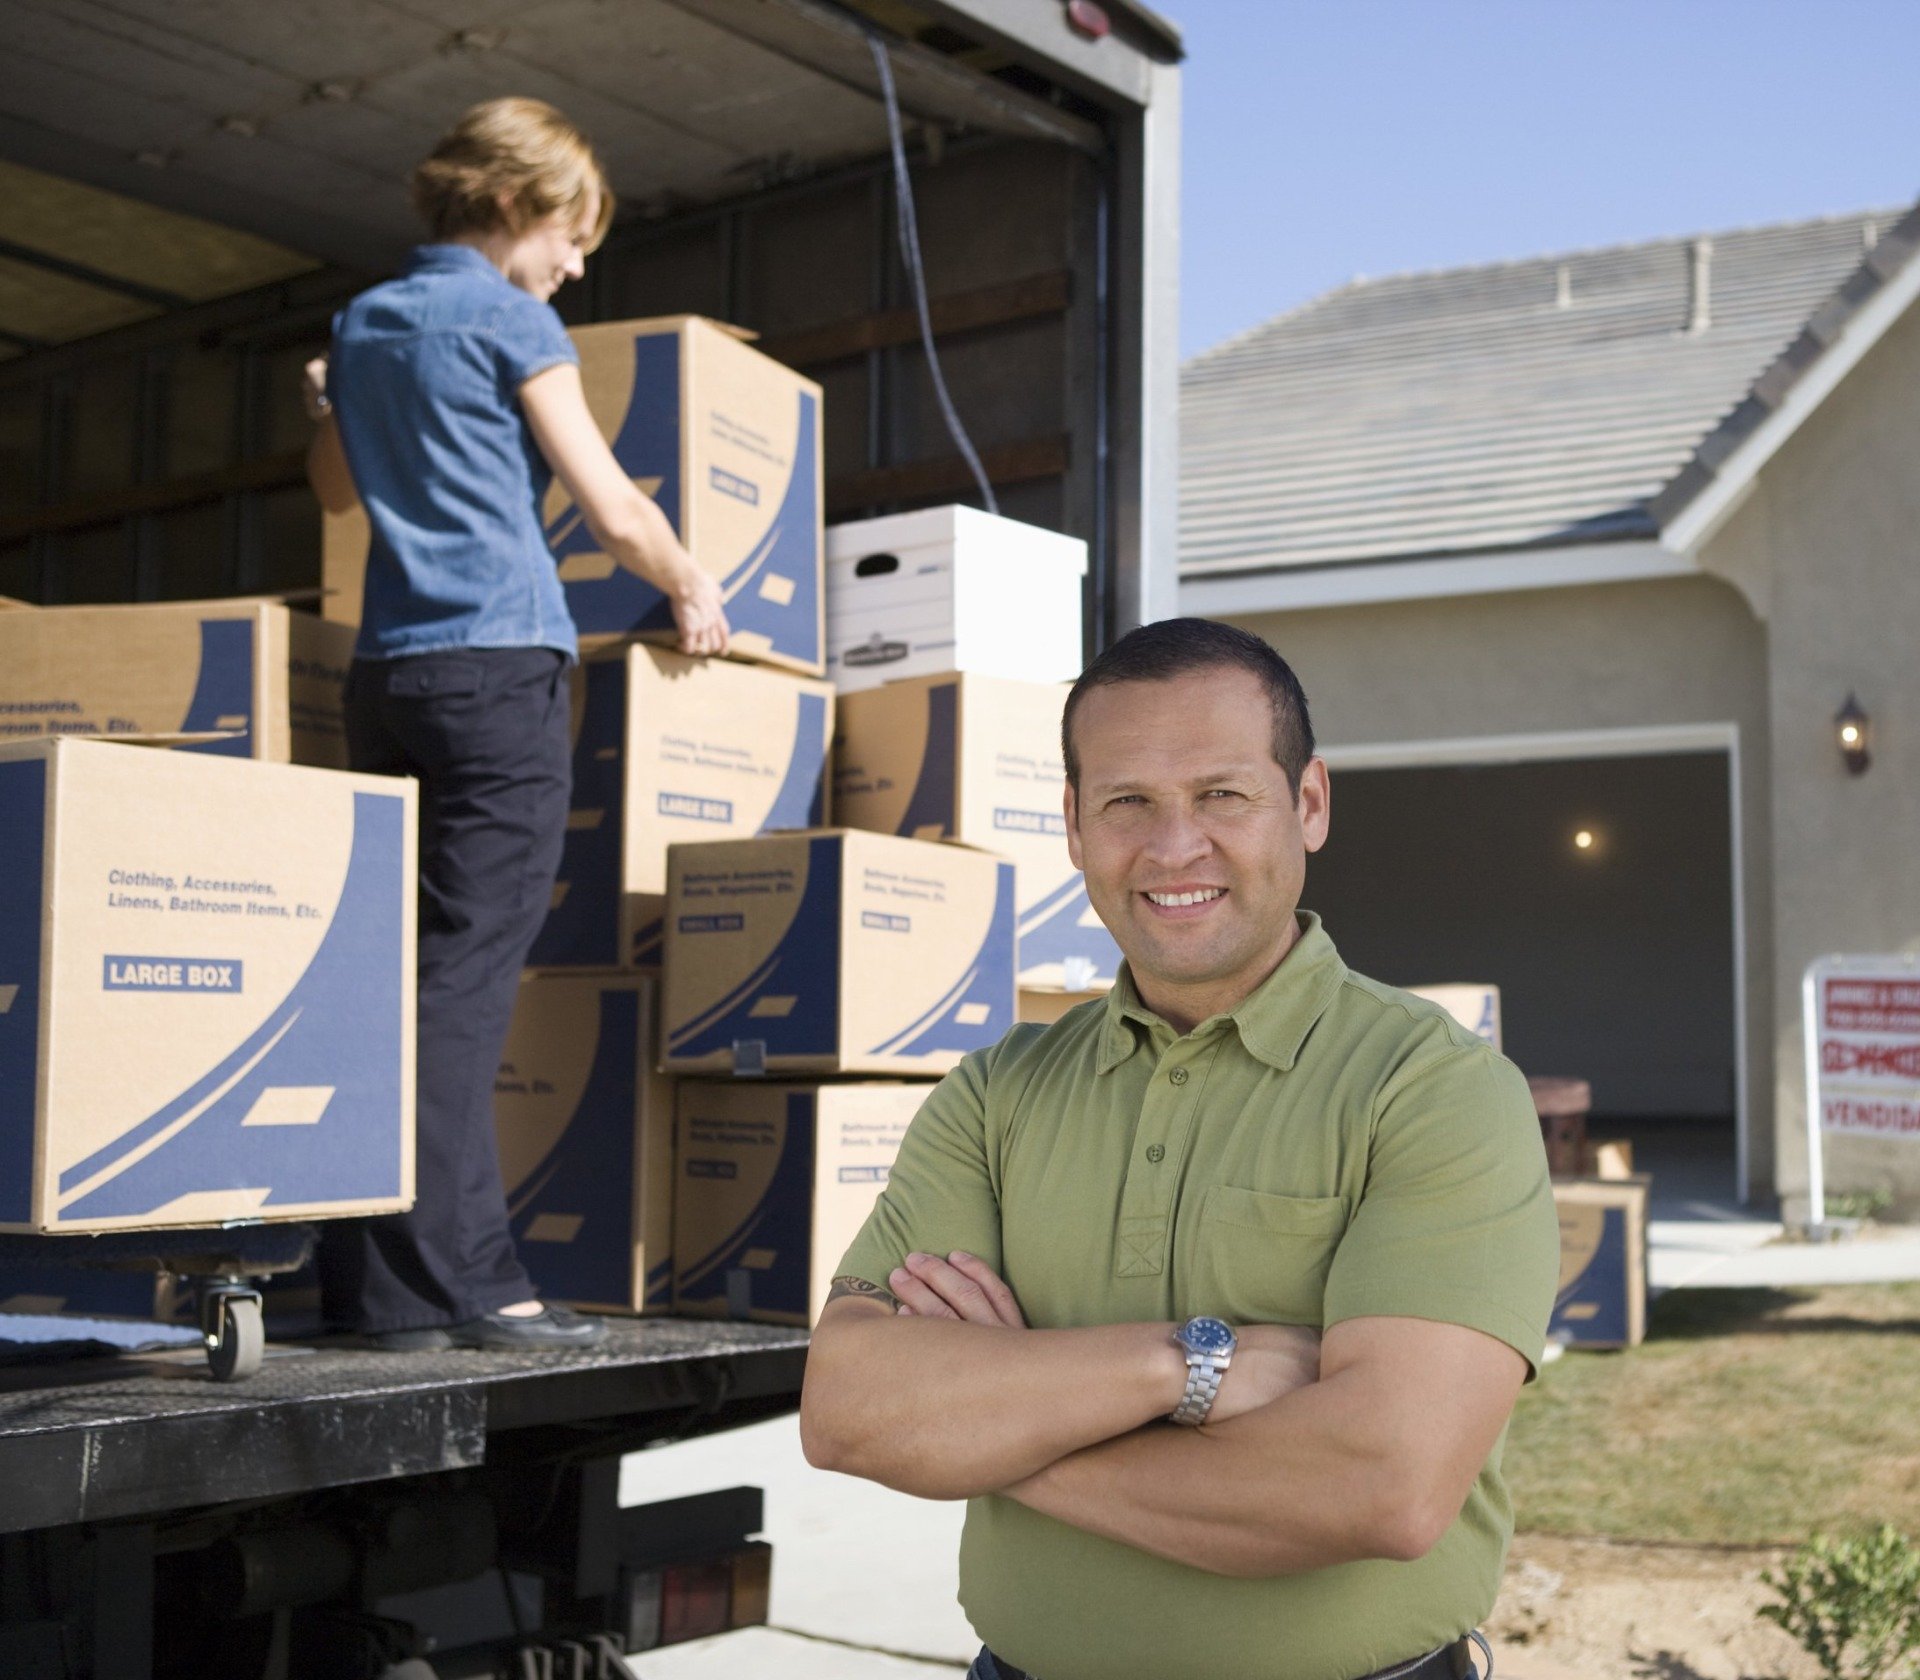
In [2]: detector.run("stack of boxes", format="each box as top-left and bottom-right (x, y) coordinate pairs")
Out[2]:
(304, 319), (1100, 1332)
(0, 602), (418, 1311)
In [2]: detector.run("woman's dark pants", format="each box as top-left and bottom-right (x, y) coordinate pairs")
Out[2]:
(319, 648), (572, 1335)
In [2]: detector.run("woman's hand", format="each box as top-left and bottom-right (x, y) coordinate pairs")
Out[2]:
(302, 355), (333, 423)
(670, 567), (730, 658)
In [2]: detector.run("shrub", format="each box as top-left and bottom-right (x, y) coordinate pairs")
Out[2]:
(1759, 1527), (1920, 1680)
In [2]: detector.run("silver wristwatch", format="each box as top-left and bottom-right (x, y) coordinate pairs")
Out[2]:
(1169, 1315), (1236, 1425)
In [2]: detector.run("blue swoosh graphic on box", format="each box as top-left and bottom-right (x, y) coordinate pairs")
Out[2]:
(677, 1091), (815, 1321)
(869, 861), (1016, 1057)
(181, 618), (254, 758)
(507, 986), (641, 1308)
(667, 835), (839, 1060)
(0, 757), (46, 1224)
(1016, 874), (1121, 985)
(894, 682), (958, 837)
(58, 790), (408, 1219)
(764, 690), (829, 830)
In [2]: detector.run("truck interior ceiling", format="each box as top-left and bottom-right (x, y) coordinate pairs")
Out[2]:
(0, 0), (1178, 638)
(1306, 750), (1740, 1197)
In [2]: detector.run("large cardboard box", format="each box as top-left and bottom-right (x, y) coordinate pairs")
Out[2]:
(324, 316), (824, 676)
(1407, 982), (1501, 1050)
(1550, 1176), (1650, 1349)
(0, 739), (416, 1233)
(674, 1080), (926, 1325)
(834, 673), (1120, 992)
(824, 505), (1086, 693)
(531, 645), (833, 970)
(496, 972), (672, 1314)
(0, 599), (354, 765)
(663, 830), (1015, 1076)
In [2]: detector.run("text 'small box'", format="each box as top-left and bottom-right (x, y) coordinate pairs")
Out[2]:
(531, 645), (833, 970)
(496, 972), (671, 1315)
(674, 1080), (925, 1325)
(324, 316), (823, 675)
(1551, 1175), (1650, 1348)
(663, 830), (1014, 1077)
(0, 599), (353, 764)
(834, 672), (1121, 992)
(824, 505), (1086, 693)
(0, 739), (416, 1233)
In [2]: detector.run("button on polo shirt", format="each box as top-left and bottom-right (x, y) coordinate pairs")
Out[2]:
(837, 913), (1559, 1680)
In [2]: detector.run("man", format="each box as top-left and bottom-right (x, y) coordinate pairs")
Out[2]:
(801, 619), (1559, 1680)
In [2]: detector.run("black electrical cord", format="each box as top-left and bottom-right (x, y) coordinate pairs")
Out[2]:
(865, 34), (1000, 516)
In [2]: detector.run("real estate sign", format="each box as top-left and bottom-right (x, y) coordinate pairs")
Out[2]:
(1802, 954), (1920, 1228)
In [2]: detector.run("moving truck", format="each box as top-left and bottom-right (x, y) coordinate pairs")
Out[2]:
(0, 2), (1180, 1674)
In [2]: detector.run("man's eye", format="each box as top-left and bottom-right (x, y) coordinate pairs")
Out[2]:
(1203, 788), (1244, 801)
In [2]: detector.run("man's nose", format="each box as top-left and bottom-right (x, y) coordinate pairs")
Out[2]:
(1142, 804), (1211, 868)
(564, 249), (586, 281)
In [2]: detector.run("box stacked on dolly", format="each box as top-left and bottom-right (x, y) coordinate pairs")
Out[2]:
(0, 598), (355, 765)
(0, 738), (416, 1233)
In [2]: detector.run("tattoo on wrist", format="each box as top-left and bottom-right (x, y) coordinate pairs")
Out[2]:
(827, 1274), (901, 1311)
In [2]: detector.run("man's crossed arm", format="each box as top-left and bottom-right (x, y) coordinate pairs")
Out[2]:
(798, 1253), (1526, 1578)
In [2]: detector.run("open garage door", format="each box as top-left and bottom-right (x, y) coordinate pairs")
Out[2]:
(1306, 744), (1741, 1199)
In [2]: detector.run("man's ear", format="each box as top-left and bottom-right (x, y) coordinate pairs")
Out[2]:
(1064, 779), (1083, 871)
(1297, 758), (1331, 854)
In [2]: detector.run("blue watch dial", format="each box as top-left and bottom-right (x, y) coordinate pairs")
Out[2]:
(1180, 1315), (1235, 1356)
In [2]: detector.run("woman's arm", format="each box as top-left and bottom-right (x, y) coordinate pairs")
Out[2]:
(520, 364), (729, 657)
(303, 355), (360, 516)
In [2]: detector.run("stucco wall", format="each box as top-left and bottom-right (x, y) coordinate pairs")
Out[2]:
(1227, 573), (1775, 1194)
(1702, 297), (1920, 1218)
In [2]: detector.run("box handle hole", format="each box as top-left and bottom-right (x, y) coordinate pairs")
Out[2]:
(853, 553), (900, 578)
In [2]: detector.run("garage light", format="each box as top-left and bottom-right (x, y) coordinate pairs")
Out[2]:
(1836, 693), (1872, 776)
(1573, 829), (1595, 852)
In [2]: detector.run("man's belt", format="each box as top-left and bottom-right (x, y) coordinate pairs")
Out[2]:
(981, 1635), (1480, 1680)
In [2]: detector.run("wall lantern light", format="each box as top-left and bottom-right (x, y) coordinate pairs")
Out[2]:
(1836, 693), (1872, 776)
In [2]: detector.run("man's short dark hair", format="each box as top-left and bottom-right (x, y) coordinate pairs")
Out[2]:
(1062, 618), (1316, 796)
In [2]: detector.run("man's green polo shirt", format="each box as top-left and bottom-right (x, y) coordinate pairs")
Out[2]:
(836, 913), (1559, 1680)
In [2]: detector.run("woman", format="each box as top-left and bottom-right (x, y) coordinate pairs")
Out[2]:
(305, 97), (726, 1350)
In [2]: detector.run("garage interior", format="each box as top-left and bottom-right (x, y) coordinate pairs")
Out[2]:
(1305, 749), (1740, 1195)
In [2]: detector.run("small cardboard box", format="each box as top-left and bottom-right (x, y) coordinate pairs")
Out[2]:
(673, 1079), (926, 1325)
(496, 972), (672, 1314)
(824, 506), (1087, 693)
(1407, 983), (1502, 1050)
(1018, 989), (1108, 1027)
(0, 599), (354, 765)
(834, 672), (1120, 992)
(0, 738), (417, 1233)
(1550, 1175), (1650, 1349)
(325, 316), (824, 676)
(531, 645), (833, 970)
(663, 829), (1015, 1076)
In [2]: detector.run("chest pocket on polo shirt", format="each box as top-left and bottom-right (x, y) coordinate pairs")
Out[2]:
(1190, 1186), (1349, 1328)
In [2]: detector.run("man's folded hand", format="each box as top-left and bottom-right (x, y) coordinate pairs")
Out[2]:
(889, 1250), (1028, 1327)
(1207, 1323), (1322, 1422)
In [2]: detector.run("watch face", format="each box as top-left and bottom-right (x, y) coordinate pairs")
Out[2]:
(1181, 1316), (1235, 1356)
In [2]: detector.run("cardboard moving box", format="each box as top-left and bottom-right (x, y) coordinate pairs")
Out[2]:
(1550, 1175), (1650, 1349)
(324, 316), (824, 676)
(0, 738), (416, 1233)
(1406, 983), (1501, 1050)
(825, 505), (1086, 693)
(664, 829), (1015, 1076)
(834, 672), (1120, 991)
(532, 645), (833, 970)
(0, 599), (354, 765)
(674, 1080), (925, 1325)
(497, 973), (672, 1314)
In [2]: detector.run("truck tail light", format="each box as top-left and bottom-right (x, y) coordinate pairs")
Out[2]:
(624, 1541), (770, 1651)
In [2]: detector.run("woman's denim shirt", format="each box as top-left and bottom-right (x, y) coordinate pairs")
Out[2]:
(330, 244), (580, 660)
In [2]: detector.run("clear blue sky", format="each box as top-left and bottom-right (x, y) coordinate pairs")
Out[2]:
(1173, 0), (1920, 358)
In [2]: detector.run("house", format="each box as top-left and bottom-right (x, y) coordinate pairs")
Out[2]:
(1179, 205), (1920, 1214)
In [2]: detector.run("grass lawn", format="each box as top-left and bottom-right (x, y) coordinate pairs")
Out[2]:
(1504, 1281), (1920, 1545)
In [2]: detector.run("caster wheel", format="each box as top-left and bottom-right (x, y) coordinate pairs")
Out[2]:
(206, 1293), (264, 1381)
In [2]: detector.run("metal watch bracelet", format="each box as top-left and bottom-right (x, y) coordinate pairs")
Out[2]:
(1170, 1348), (1229, 1425)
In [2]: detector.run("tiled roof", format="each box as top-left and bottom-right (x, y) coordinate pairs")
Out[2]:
(1181, 204), (1920, 577)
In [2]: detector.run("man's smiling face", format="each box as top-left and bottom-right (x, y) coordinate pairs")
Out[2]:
(1065, 664), (1330, 1029)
